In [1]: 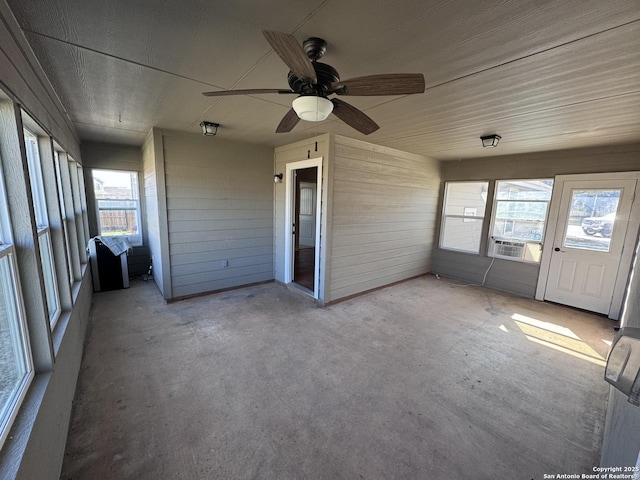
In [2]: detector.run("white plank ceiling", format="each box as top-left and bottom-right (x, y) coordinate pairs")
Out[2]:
(6, 0), (640, 160)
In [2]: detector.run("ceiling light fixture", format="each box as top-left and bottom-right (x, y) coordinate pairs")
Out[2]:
(480, 134), (501, 148)
(200, 121), (220, 136)
(292, 96), (333, 122)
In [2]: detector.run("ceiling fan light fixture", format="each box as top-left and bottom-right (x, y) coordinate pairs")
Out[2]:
(481, 134), (501, 148)
(292, 96), (333, 122)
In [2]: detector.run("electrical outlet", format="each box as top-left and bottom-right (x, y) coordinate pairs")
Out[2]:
(222, 259), (228, 268)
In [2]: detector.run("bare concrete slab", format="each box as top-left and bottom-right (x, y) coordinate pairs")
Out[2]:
(61, 276), (616, 479)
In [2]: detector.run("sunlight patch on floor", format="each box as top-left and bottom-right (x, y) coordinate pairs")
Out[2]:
(512, 313), (580, 339)
(511, 313), (606, 367)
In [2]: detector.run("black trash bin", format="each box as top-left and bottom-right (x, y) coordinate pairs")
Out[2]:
(88, 237), (130, 292)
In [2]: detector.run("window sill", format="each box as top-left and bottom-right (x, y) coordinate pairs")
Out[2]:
(70, 264), (88, 304)
(52, 311), (72, 357)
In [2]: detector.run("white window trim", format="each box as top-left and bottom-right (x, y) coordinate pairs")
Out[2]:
(23, 130), (47, 228)
(488, 179), (553, 264)
(25, 130), (61, 326)
(37, 226), (61, 328)
(0, 170), (11, 245)
(0, 212), (34, 450)
(92, 169), (143, 246)
(55, 152), (75, 286)
(439, 181), (488, 254)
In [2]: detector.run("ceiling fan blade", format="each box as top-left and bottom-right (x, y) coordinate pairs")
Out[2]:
(262, 30), (317, 84)
(331, 73), (425, 96)
(276, 108), (300, 133)
(203, 89), (295, 96)
(330, 98), (379, 135)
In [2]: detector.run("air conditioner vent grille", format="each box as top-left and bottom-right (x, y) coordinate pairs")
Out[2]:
(491, 239), (525, 259)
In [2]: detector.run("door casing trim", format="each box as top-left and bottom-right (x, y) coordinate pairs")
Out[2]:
(284, 157), (323, 299)
(536, 172), (640, 320)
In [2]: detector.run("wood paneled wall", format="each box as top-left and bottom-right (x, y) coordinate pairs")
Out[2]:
(160, 130), (274, 299)
(141, 129), (169, 296)
(328, 136), (440, 302)
(274, 134), (440, 304)
(274, 134), (330, 293)
(443, 143), (640, 181)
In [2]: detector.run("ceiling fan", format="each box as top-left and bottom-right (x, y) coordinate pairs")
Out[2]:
(202, 30), (425, 135)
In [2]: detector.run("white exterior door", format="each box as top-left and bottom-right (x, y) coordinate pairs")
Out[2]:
(298, 182), (316, 247)
(544, 178), (637, 314)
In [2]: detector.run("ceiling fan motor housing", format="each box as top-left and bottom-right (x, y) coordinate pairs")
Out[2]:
(288, 62), (340, 96)
(303, 37), (327, 61)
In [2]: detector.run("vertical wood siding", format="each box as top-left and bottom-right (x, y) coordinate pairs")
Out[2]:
(327, 136), (440, 302)
(162, 130), (274, 298)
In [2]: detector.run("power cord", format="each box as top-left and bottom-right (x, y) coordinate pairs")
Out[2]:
(433, 256), (496, 287)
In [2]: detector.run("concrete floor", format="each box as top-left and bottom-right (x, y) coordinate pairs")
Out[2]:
(61, 275), (616, 480)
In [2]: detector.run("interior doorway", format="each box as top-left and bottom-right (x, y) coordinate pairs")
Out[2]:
(294, 168), (317, 291)
(284, 157), (323, 299)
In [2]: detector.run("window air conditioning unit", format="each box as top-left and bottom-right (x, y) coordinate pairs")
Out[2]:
(491, 239), (525, 260)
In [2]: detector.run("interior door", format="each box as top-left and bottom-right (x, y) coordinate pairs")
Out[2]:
(544, 179), (637, 314)
(298, 182), (316, 247)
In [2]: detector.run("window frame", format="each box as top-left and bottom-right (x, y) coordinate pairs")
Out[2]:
(0, 166), (34, 451)
(24, 129), (61, 327)
(55, 151), (77, 286)
(488, 179), (554, 264)
(439, 181), (489, 254)
(23, 131), (47, 227)
(92, 169), (143, 246)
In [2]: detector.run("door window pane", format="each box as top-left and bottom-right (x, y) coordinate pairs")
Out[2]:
(564, 189), (621, 252)
(300, 187), (313, 216)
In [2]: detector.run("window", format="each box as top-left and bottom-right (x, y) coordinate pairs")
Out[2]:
(92, 169), (142, 246)
(67, 158), (88, 265)
(0, 166), (34, 450)
(55, 151), (75, 285)
(76, 164), (90, 249)
(440, 181), (488, 254)
(24, 130), (61, 327)
(489, 179), (553, 263)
